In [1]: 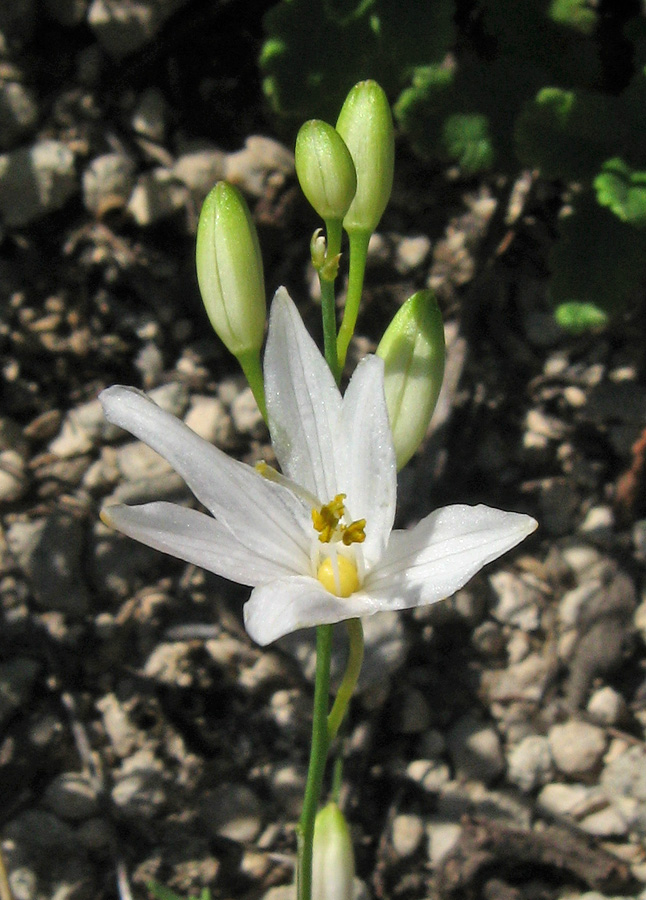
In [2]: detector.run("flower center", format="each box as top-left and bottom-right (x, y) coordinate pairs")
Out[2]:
(311, 494), (366, 545)
(311, 494), (365, 597)
(317, 555), (360, 597)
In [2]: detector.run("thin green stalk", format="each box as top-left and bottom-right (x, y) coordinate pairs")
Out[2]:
(327, 619), (364, 742)
(330, 750), (344, 805)
(319, 218), (343, 383)
(237, 347), (267, 423)
(336, 229), (371, 372)
(297, 624), (333, 900)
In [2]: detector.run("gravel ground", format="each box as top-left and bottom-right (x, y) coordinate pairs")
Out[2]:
(2, 4), (646, 900)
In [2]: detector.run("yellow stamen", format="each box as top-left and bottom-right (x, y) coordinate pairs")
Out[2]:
(312, 494), (346, 543)
(342, 519), (366, 545)
(317, 555), (360, 597)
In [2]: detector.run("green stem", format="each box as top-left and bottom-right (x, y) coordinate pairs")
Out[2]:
(336, 229), (371, 373)
(297, 624), (333, 900)
(327, 619), (364, 742)
(319, 218), (343, 384)
(237, 347), (267, 423)
(330, 750), (344, 805)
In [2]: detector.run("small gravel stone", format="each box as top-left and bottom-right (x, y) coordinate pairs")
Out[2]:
(0, 140), (77, 227)
(425, 819), (462, 867)
(391, 814), (424, 858)
(173, 146), (226, 199)
(49, 397), (113, 458)
(144, 642), (193, 686)
(587, 686), (626, 725)
(0, 431), (29, 502)
(131, 88), (167, 142)
(269, 764), (306, 818)
(507, 735), (554, 793)
(200, 783), (262, 843)
(579, 505), (615, 544)
(88, 0), (191, 59)
(7, 514), (89, 614)
(548, 720), (606, 778)
(111, 749), (166, 819)
(394, 235), (431, 273)
(82, 152), (136, 216)
(115, 441), (172, 481)
(633, 519), (646, 562)
(0, 81), (38, 151)
(406, 759), (451, 792)
(488, 652), (554, 704)
(43, 772), (101, 821)
(9, 866), (37, 900)
(601, 745), (646, 836)
(446, 714), (505, 784)
(224, 136), (294, 196)
(537, 782), (591, 817)
(127, 168), (189, 226)
(489, 570), (542, 630)
(96, 693), (140, 757)
(230, 387), (266, 438)
(184, 395), (233, 447)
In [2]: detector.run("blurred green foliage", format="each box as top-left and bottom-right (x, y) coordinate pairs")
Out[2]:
(260, 0), (646, 331)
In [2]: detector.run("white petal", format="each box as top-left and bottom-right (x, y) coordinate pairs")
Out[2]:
(264, 288), (341, 501)
(364, 504), (537, 608)
(100, 385), (311, 572)
(243, 576), (383, 645)
(102, 502), (299, 584)
(338, 354), (396, 563)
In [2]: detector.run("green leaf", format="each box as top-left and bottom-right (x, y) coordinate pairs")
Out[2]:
(147, 883), (211, 900)
(594, 157), (646, 227)
(261, 0), (455, 126)
(554, 302), (608, 333)
(515, 87), (619, 181)
(442, 114), (495, 174)
(548, 0), (597, 36)
(549, 191), (646, 326)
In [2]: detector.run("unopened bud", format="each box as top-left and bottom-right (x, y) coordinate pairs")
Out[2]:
(296, 120), (357, 221)
(312, 802), (355, 900)
(311, 228), (327, 269)
(336, 80), (394, 236)
(196, 182), (266, 357)
(377, 290), (445, 470)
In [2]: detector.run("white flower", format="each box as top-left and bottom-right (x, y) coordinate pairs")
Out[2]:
(100, 288), (537, 646)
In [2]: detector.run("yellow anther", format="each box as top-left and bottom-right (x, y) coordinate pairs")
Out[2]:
(317, 555), (360, 597)
(312, 494), (347, 543)
(341, 519), (366, 545)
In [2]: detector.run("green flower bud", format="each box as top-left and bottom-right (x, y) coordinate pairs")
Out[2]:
(377, 290), (445, 470)
(196, 182), (266, 357)
(336, 80), (394, 235)
(312, 802), (355, 900)
(295, 120), (357, 221)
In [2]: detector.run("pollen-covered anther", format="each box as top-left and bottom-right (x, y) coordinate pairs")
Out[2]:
(342, 519), (366, 545)
(312, 494), (347, 543)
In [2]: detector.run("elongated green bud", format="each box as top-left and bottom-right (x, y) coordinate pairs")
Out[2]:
(296, 120), (357, 221)
(336, 80), (394, 236)
(377, 290), (445, 470)
(196, 182), (266, 357)
(312, 802), (355, 900)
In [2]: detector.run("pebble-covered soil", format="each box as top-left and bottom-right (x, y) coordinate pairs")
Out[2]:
(2, 4), (646, 900)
